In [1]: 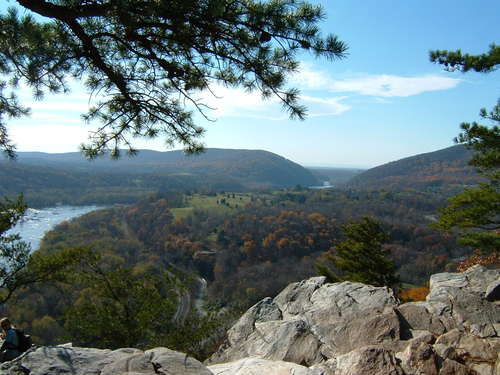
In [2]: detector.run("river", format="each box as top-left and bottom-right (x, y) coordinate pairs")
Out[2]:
(6, 205), (105, 250)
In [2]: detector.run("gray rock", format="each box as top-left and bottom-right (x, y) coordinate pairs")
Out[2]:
(210, 317), (323, 366)
(146, 348), (214, 375)
(395, 332), (438, 375)
(319, 308), (400, 355)
(396, 302), (447, 336)
(208, 358), (322, 375)
(426, 265), (500, 336)
(226, 297), (282, 344)
(3, 266), (499, 375)
(438, 358), (474, 375)
(208, 266), (500, 374)
(333, 346), (404, 375)
(100, 352), (155, 375)
(208, 279), (399, 366)
(434, 329), (499, 375)
(209, 297), (285, 364)
(303, 282), (400, 355)
(0, 346), (214, 375)
(397, 341), (439, 375)
(274, 276), (327, 318)
(485, 279), (500, 302)
(0, 346), (126, 375)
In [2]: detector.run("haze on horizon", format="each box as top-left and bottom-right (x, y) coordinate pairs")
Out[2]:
(3, 1), (500, 168)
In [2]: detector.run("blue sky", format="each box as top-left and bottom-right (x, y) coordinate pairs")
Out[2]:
(5, 0), (500, 167)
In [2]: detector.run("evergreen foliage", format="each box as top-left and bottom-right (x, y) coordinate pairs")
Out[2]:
(62, 249), (179, 349)
(317, 217), (397, 287)
(431, 46), (499, 254)
(0, 0), (347, 158)
(430, 43), (499, 73)
(0, 195), (30, 303)
(60, 247), (229, 358)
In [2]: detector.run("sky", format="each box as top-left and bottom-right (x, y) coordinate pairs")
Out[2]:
(3, 0), (500, 168)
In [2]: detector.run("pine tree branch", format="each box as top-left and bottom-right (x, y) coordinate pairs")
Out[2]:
(15, 0), (112, 19)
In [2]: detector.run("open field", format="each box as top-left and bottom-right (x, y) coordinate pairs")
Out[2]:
(170, 192), (253, 218)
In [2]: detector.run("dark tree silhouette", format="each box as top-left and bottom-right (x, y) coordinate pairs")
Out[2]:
(0, 0), (347, 158)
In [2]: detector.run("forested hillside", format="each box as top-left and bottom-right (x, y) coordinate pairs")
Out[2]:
(3, 186), (471, 351)
(0, 149), (319, 206)
(346, 145), (480, 194)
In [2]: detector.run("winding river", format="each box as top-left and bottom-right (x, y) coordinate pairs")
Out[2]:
(6, 205), (105, 250)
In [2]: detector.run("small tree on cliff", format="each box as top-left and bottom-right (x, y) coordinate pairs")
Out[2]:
(63, 251), (179, 349)
(317, 217), (397, 287)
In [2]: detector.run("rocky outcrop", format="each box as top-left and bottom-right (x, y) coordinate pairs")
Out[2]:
(0, 346), (214, 375)
(0, 265), (498, 375)
(209, 358), (322, 375)
(207, 277), (401, 366)
(208, 265), (499, 375)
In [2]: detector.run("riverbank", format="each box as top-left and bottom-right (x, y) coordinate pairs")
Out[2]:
(7, 205), (106, 250)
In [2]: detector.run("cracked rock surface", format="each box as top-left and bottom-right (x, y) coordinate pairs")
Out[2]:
(0, 347), (214, 375)
(207, 265), (499, 375)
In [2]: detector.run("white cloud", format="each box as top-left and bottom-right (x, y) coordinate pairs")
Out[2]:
(9, 124), (93, 152)
(28, 100), (91, 112)
(29, 112), (83, 124)
(9, 67), (462, 133)
(196, 83), (351, 121)
(329, 74), (462, 97)
(199, 84), (281, 119)
(10, 99), (91, 129)
(289, 63), (462, 97)
(289, 64), (334, 90)
(300, 95), (351, 116)
(9, 66), (459, 148)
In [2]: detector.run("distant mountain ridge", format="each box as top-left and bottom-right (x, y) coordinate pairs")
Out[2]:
(1, 149), (319, 202)
(346, 145), (481, 194)
(15, 148), (312, 173)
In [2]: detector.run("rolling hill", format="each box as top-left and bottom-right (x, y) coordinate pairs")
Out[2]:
(345, 145), (482, 194)
(0, 149), (319, 205)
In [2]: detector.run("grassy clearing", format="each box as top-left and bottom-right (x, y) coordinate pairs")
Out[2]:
(170, 207), (194, 219)
(170, 193), (253, 219)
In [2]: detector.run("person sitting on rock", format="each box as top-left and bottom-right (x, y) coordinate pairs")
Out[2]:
(0, 318), (20, 362)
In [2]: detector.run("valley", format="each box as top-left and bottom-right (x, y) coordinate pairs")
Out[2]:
(0, 145), (494, 359)
(0, 2), (497, 373)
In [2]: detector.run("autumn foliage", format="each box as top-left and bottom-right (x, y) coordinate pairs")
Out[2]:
(456, 252), (500, 272)
(399, 287), (430, 302)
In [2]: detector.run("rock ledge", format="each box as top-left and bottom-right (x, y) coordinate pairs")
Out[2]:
(1, 265), (498, 375)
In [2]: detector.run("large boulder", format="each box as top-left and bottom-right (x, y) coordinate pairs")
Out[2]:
(208, 277), (400, 365)
(208, 265), (500, 375)
(426, 265), (499, 338)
